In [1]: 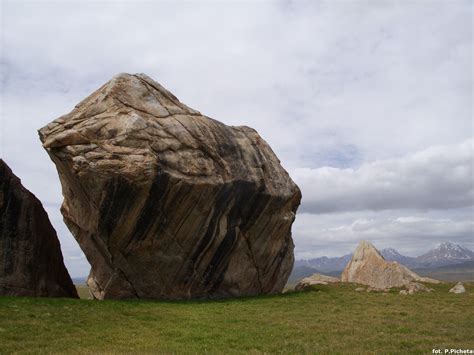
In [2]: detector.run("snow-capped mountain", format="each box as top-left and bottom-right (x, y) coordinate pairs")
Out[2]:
(416, 242), (474, 267)
(380, 248), (417, 267)
(294, 249), (418, 272)
(294, 242), (474, 272)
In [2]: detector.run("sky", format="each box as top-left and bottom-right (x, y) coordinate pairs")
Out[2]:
(0, 0), (472, 277)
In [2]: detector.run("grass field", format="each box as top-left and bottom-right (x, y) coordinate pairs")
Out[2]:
(0, 283), (473, 354)
(75, 285), (90, 300)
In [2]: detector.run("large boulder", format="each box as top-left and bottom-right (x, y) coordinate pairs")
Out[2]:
(341, 240), (438, 289)
(0, 160), (78, 298)
(38, 73), (301, 300)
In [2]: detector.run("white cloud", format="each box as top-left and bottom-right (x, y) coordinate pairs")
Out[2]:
(293, 209), (474, 259)
(293, 139), (474, 213)
(1, 1), (471, 166)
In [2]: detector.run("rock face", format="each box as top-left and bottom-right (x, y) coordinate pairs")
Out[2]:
(295, 273), (339, 291)
(449, 282), (466, 294)
(341, 240), (438, 289)
(0, 160), (78, 298)
(39, 73), (301, 300)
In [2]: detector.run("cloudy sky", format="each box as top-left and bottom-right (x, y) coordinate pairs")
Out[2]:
(1, 0), (472, 276)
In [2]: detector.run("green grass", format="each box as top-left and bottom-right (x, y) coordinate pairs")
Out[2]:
(0, 283), (473, 354)
(75, 285), (90, 300)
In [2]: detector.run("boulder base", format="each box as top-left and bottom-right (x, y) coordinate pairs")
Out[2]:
(0, 160), (78, 298)
(39, 73), (301, 300)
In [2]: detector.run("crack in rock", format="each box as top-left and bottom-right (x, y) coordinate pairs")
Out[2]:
(38, 73), (301, 300)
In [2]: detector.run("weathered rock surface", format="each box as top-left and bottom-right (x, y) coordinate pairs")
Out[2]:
(0, 160), (78, 298)
(39, 73), (301, 300)
(406, 282), (432, 294)
(449, 282), (466, 294)
(341, 240), (439, 289)
(295, 273), (339, 291)
(399, 282), (433, 295)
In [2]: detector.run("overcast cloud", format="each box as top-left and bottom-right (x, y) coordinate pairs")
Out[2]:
(293, 208), (474, 259)
(1, 0), (472, 276)
(294, 139), (474, 213)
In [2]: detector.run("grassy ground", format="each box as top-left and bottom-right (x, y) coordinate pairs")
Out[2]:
(75, 285), (90, 300)
(0, 283), (472, 354)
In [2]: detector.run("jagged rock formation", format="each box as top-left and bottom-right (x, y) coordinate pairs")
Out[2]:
(39, 73), (301, 300)
(0, 160), (78, 298)
(295, 273), (339, 291)
(341, 240), (439, 289)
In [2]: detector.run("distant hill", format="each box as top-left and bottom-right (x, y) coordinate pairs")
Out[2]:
(290, 242), (474, 284)
(380, 242), (474, 268)
(294, 254), (351, 272)
(286, 266), (341, 287)
(416, 242), (474, 268)
(72, 277), (87, 285)
(295, 242), (473, 271)
(380, 248), (417, 267)
(286, 265), (318, 287)
(413, 260), (474, 282)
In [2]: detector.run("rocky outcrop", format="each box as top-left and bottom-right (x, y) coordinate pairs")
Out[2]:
(417, 276), (441, 284)
(406, 282), (432, 294)
(39, 73), (301, 300)
(341, 240), (439, 289)
(0, 160), (78, 298)
(399, 282), (432, 295)
(449, 282), (466, 294)
(295, 273), (339, 291)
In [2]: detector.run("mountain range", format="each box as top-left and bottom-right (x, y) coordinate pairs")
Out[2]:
(294, 242), (474, 272)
